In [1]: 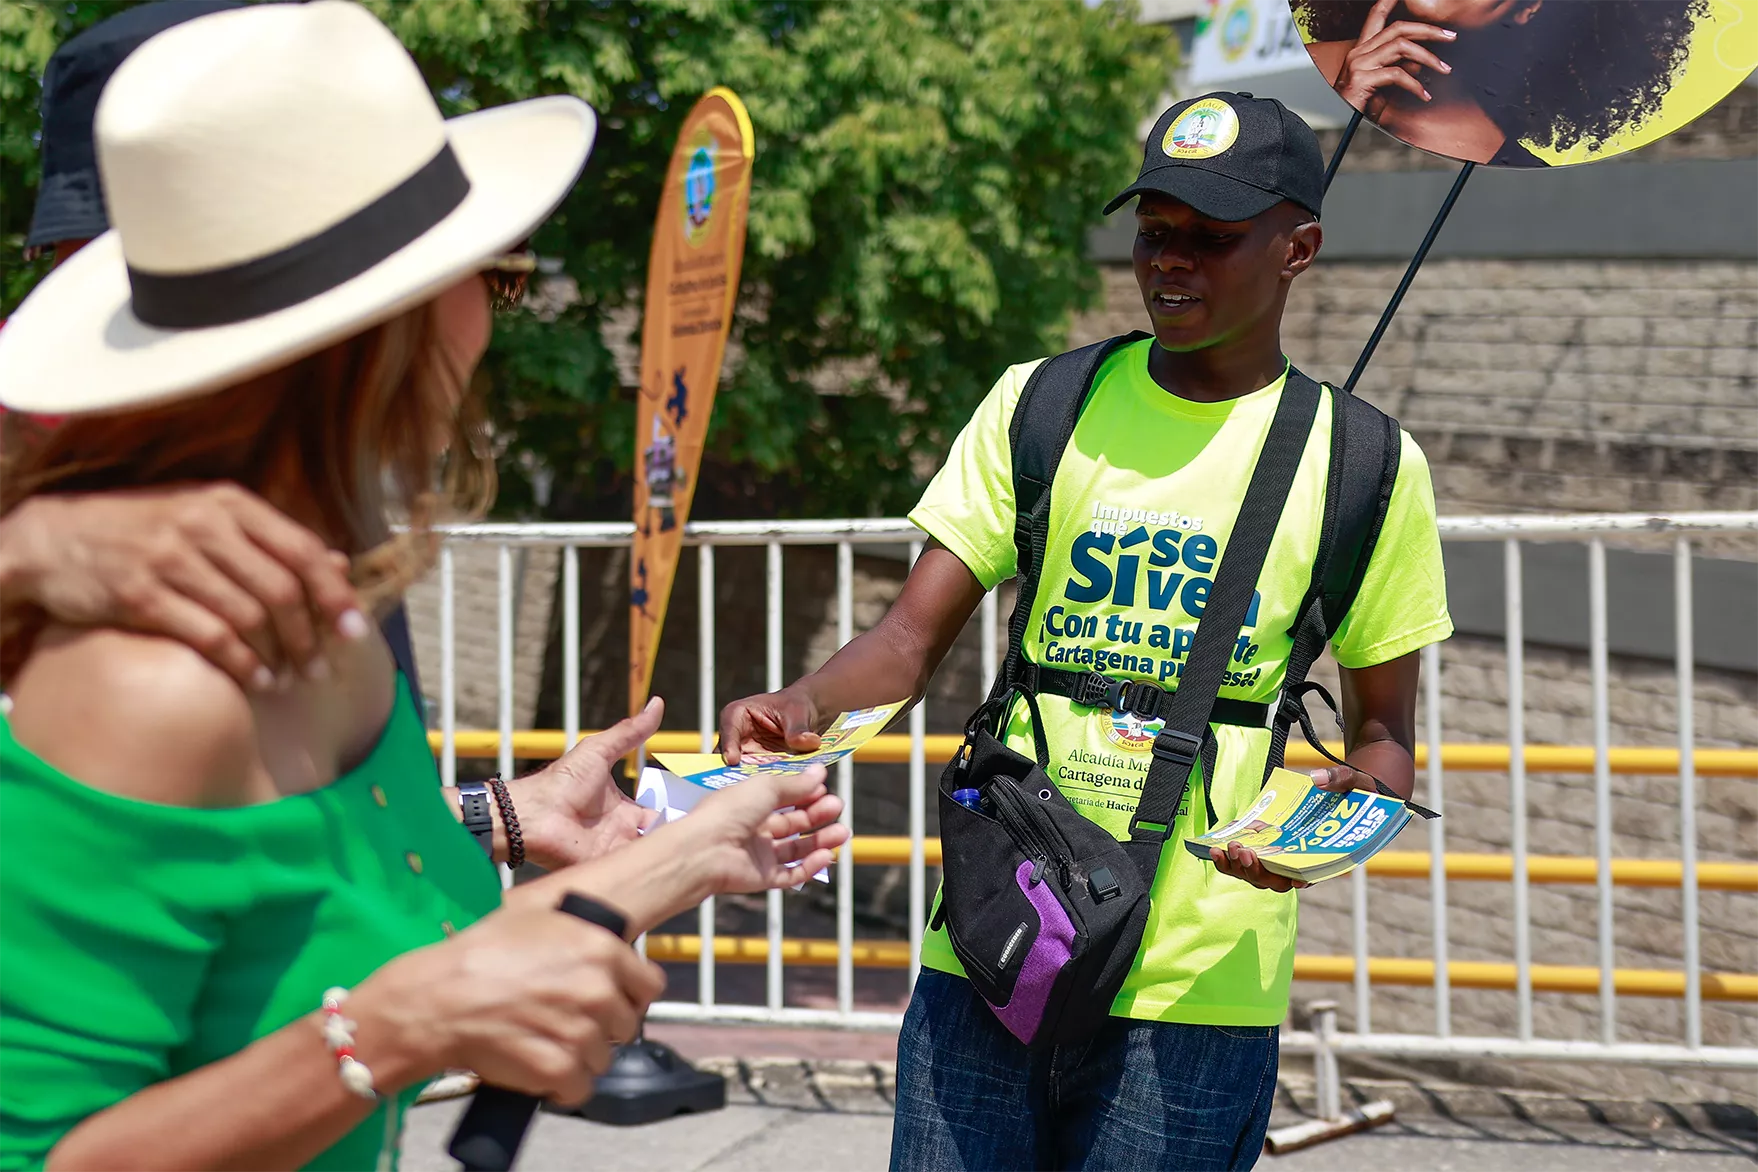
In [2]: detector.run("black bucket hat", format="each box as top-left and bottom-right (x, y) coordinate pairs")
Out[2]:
(26, 0), (245, 255)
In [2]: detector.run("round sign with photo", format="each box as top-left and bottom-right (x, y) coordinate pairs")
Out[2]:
(1290, 0), (1757, 167)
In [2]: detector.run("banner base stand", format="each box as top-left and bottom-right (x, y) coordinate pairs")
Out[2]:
(1264, 1099), (1395, 1154)
(1264, 1000), (1395, 1154)
(546, 1039), (726, 1127)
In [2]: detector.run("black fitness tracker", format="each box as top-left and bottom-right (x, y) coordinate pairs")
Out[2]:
(457, 781), (494, 859)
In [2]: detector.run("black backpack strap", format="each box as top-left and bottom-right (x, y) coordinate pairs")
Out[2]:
(1321, 382), (1400, 636)
(1264, 374), (1401, 780)
(1122, 374), (1324, 878)
(992, 331), (1150, 704)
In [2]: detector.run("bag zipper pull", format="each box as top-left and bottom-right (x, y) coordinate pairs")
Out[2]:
(1028, 857), (1046, 887)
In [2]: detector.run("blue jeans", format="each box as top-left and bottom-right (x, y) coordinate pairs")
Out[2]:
(890, 970), (1278, 1171)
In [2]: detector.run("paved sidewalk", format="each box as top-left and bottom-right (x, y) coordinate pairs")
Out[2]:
(404, 1105), (1755, 1172)
(401, 1058), (1758, 1172)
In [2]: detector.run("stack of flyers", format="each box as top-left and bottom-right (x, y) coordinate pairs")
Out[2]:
(1184, 767), (1430, 884)
(634, 701), (908, 886)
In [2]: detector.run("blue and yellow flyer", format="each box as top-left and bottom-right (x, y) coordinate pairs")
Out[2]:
(1185, 767), (1417, 883)
(654, 701), (908, 790)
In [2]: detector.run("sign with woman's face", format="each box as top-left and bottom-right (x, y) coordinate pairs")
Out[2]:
(1292, 0), (1757, 167)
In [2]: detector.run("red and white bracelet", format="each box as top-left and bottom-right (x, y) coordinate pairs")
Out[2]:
(320, 986), (379, 1101)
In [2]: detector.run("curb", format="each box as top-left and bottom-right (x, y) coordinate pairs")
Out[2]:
(1275, 1071), (1756, 1135)
(689, 1057), (1754, 1137)
(696, 1056), (895, 1111)
(410, 1057), (1755, 1141)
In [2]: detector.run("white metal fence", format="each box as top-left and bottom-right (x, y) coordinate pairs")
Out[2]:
(432, 511), (1758, 1073)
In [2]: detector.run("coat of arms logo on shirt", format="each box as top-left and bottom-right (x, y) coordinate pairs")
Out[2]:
(1106, 706), (1164, 752)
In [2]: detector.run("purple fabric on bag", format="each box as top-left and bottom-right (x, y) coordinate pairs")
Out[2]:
(990, 859), (1077, 1045)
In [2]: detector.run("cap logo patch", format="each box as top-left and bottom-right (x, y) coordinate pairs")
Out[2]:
(1162, 98), (1240, 161)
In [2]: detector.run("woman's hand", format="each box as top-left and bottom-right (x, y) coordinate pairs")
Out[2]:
(0, 484), (363, 690)
(348, 901), (664, 1107)
(516, 767), (851, 937)
(1210, 841), (1308, 894)
(1331, 0), (1456, 117)
(717, 687), (825, 764)
(512, 698), (664, 870)
(659, 766), (850, 896)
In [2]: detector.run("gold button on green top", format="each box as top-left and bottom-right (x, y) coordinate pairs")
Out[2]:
(370, 784), (387, 808)
(405, 851), (423, 875)
(441, 920), (456, 936)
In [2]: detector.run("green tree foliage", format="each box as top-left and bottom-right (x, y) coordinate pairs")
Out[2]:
(2, 0), (1169, 518)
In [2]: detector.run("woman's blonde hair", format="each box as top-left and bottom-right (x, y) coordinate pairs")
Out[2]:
(0, 299), (495, 674)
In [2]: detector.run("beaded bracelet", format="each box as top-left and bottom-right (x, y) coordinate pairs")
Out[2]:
(320, 986), (379, 1101)
(487, 774), (524, 869)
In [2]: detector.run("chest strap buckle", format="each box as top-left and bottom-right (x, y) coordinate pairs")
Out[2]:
(1106, 677), (1168, 720)
(1151, 728), (1202, 766)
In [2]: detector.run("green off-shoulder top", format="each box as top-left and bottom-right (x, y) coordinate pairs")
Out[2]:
(0, 678), (499, 1170)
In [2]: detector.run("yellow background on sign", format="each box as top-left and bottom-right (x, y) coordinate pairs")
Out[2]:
(1528, 0), (1756, 165)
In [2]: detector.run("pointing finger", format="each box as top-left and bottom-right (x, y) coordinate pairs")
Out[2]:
(580, 697), (664, 765)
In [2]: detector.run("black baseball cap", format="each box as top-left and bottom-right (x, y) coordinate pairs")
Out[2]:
(26, 0), (244, 254)
(1103, 92), (1324, 222)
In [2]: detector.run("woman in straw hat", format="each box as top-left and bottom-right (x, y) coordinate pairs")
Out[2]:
(0, 4), (847, 1168)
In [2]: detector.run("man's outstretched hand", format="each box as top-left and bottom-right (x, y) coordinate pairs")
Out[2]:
(0, 484), (366, 690)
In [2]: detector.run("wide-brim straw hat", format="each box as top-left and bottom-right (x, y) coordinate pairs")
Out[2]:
(0, 0), (597, 415)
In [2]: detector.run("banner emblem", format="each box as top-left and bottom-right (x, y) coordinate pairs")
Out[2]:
(682, 128), (718, 246)
(1219, 0), (1254, 63)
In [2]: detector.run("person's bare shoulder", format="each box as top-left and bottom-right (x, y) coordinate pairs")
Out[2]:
(7, 625), (264, 807)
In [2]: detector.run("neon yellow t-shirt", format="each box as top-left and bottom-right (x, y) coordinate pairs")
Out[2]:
(909, 338), (1452, 1026)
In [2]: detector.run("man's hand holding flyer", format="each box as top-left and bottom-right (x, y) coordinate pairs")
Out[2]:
(1185, 767), (1433, 884)
(635, 701), (909, 884)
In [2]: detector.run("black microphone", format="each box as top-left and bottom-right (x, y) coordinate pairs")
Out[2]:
(447, 893), (631, 1171)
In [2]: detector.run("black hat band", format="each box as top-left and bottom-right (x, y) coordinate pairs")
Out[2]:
(127, 143), (471, 330)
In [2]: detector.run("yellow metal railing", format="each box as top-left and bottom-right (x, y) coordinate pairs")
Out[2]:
(637, 934), (1758, 1001)
(838, 837), (1758, 890)
(433, 728), (1756, 1005)
(430, 730), (1758, 777)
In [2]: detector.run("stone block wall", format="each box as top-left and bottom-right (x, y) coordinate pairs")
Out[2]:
(1292, 639), (1757, 1104)
(402, 542), (559, 736)
(1075, 259), (1756, 495)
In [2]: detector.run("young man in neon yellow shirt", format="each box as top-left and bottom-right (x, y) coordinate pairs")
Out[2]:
(719, 92), (1451, 1170)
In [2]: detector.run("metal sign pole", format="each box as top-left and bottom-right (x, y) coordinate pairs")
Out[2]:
(1344, 161), (1476, 393)
(1323, 108), (1364, 194)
